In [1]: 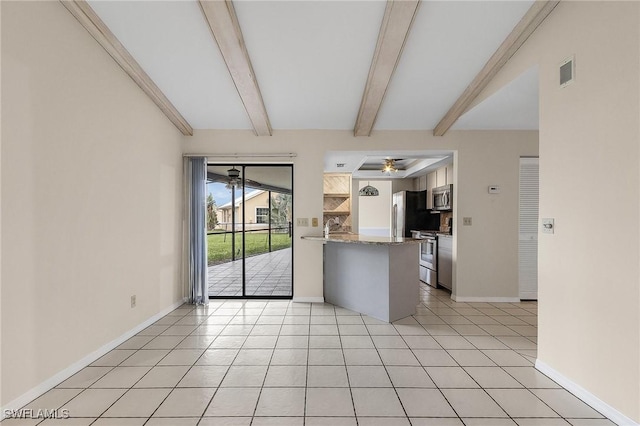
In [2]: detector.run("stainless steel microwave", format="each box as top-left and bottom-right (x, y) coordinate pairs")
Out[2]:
(432, 184), (453, 211)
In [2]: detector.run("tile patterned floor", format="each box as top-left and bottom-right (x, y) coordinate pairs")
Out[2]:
(208, 248), (292, 297)
(3, 285), (616, 426)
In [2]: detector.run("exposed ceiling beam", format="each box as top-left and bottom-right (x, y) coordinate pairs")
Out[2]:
(199, 0), (272, 136)
(354, 0), (420, 137)
(60, 0), (193, 136)
(433, 0), (560, 136)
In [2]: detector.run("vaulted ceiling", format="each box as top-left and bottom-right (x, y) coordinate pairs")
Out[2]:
(67, 0), (556, 136)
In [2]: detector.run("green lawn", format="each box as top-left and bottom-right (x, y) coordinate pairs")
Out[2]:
(207, 232), (291, 265)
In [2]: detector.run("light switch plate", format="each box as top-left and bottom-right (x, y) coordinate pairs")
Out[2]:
(311, 218), (319, 227)
(463, 217), (472, 226)
(542, 218), (555, 234)
(296, 218), (309, 227)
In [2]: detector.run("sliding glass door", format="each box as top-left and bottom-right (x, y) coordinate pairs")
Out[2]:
(206, 164), (293, 299)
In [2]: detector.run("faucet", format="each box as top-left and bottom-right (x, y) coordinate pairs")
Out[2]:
(324, 217), (340, 237)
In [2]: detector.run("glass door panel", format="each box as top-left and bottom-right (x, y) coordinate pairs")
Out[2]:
(206, 163), (293, 298)
(206, 165), (244, 297)
(244, 165), (293, 297)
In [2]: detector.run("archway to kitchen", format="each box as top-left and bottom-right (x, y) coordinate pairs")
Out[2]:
(325, 150), (455, 294)
(206, 163), (293, 299)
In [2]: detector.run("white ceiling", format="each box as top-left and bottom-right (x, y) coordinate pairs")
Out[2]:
(88, 0), (252, 129)
(87, 0), (539, 132)
(453, 65), (539, 130)
(375, 0), (534, 130)
(234, 1), (385, 129)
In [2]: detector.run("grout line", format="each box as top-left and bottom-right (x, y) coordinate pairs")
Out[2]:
(22, 291), (613, 425)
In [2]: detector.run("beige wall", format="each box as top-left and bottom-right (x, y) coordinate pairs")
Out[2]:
(183, 130), (538, 301)
(1, 1), (184, 406)
(482, 1), (640, 422)
(0, 0), (3, 407)
(354, 180), (392, 236)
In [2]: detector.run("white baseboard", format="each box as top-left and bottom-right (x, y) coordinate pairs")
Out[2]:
(451, 295), (521, 303)
(1, 298), (187, 418)
(292, 296), (324, 303)
(535, 359), (639, 426)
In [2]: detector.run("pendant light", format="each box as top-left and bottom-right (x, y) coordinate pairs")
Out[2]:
(359, 182), (379, 197)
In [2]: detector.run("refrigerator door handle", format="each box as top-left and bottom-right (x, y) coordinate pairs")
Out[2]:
(392, 204), (397, 237)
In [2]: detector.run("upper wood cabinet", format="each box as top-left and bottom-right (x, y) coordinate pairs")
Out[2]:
(418, 175), (427, 191)
(427, 163), (453, 209)
(434, 163), (454, 188)
(436, 167), (447, 187)
(426, 172), (436, 209)
(323, 173), (351, 230)
(323, 173), (350, 196)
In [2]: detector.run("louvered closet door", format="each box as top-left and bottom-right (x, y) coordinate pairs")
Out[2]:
(519, 157), (539, 300)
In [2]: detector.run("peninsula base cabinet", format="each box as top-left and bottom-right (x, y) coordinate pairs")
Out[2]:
(323, 242), (419, 322)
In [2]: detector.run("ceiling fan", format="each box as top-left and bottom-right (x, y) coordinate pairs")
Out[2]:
(382, 158), (402, 173)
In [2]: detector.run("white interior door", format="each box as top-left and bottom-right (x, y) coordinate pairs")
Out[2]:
(519, 157), (539, 300)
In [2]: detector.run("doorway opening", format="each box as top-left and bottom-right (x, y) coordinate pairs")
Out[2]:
(206, 164), (293, 299)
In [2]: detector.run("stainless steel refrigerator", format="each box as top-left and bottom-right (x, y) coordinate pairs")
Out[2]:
(392, 190), (427, 238)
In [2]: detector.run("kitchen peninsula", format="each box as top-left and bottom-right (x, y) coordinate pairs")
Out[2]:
(302, 234), (422, 322)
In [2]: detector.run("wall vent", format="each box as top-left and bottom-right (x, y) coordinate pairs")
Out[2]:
(560, 56), (574, 87)
(336, 163), (345, 168)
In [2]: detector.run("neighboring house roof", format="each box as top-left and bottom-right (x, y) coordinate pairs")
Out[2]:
(218, 189), (265, 210)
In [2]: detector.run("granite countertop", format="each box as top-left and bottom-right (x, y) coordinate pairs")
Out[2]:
(301, 233), (422, 246)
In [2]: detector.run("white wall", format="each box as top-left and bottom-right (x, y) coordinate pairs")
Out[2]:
(183, 130), (538, 303)
(480, 1), (640, 422)
(355, 180), (392, 237)
(1, 2), (184, 406)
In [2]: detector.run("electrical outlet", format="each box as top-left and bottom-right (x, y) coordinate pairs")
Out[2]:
(296, 218), (309, 227)
(463, 217), (472, 226)
(311, 218), (319, 227)
(130, 295), (136, 308)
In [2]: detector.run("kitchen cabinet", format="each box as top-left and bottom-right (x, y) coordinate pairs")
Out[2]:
(437, 235), (452, 290)
(418, 175), (427, 191)
(323, 173), (351, 231)
(434, 163), (453, 188)
(436, 168), (447, 187)
(306, 234), (422, 322)
(413, 175), (427, 191)
(426, 172), (436, 209)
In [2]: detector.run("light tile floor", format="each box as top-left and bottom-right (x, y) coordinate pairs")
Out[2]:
(3, 285), (615, 426)
(208, 248), (292, 297)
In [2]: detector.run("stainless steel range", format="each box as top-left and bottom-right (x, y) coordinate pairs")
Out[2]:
(413, 231), (438, 288)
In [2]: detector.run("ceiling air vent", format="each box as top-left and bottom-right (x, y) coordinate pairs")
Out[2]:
(336, 163), (345, 168)
(560, 56), (575, 88)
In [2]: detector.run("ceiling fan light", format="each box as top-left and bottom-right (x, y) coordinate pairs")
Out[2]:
(382, 159), (397, 173)
(227, 166), (240, 179)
